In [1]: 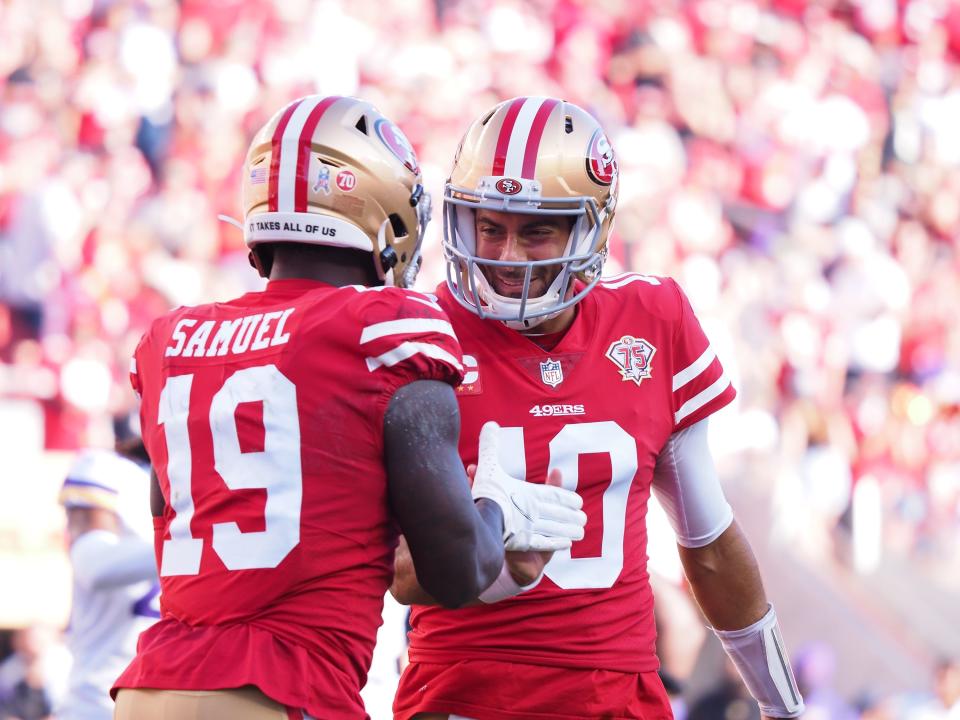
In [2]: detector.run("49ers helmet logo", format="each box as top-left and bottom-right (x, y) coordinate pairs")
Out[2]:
(495, 178), (522, 195)
(586, 128), (617, 186)
(375, 117), (420, 174)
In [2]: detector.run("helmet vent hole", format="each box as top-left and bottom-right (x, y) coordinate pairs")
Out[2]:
(401, 252), (407, 262)
(481, 109), (496, 125)
(252, 157), (266, 165)
(355, 116), (369, 135)
(565, 116), (573, 134)
(388, 213), (408, 238)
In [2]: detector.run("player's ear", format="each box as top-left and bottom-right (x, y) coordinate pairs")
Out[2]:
(251, 245), (276, 278)
(248, 250), (268, 278)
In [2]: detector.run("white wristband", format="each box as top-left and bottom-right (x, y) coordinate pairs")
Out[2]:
(478, 560), (542, 604)
(714, 604), (805, 718)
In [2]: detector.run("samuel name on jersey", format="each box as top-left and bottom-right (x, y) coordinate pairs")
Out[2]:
(163, 308), (296, 358)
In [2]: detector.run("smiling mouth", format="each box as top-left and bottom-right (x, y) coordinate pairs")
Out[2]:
(492, 274), (535, 297)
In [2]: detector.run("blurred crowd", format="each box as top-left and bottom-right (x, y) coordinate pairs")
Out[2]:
(1, 0), (959, 717)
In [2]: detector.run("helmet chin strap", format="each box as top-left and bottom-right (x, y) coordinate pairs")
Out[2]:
(500, 286), (569, 331)
(376, 219), (425, 289)
(400, 250), (421, 288)
(473, 261), (570, 330)
(217, 214), (244, 231)
(373, 218), (397, 286)
(504, 310), (561, 331)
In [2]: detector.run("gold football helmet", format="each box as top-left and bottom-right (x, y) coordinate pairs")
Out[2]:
(443, 96), (618, 328)
(236, 95), (430, 287)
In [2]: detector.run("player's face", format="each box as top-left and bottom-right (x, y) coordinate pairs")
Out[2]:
(474, 209), (571, 299)
(65, 506), (120, 546)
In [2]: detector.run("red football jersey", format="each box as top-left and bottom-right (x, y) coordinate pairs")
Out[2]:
(407, 274), (736, 677)
(115, 278), (463, 719)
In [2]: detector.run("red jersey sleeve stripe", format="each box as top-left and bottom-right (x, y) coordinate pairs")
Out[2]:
(600, 273), (662, 289)
(365, 341), (464, 373)
(674, 372), (732, 425)
(346, 285), (445, 313)
(359, 319), (456, 344)
(672, 346), (716, 392)
(406, 295), (444, 312)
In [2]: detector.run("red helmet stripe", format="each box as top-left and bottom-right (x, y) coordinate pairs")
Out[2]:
(294, 96), (342, 212)
(521, 98), (559, 178)
(492, 98), (525, 176)
(268, 99), (305, 212)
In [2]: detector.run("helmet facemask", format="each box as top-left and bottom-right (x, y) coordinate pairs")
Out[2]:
(443, 179), (610, 329)
(441, 97), (618, 328)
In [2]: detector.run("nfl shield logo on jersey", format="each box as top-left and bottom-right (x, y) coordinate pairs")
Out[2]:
(539, 358), (564, 388)
(605, 335), (656, 386)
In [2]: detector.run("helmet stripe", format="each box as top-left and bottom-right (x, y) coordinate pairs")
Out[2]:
(276, 96), (331, 212)
(294, 96), (342, 212)
(268, 98), (305, 212)
(521, 98), (559, 178)
(492, 97), (525, 176)
(501, 96), (548, 178)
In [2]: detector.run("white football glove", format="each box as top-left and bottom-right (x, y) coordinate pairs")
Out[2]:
(471, 421), (587, 552)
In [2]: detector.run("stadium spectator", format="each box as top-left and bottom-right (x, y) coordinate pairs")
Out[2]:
(2, 0), (960, 713)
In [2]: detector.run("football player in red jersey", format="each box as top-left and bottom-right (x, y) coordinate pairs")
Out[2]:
(391, 97), (805, 720)
(111, 95), (587, 720)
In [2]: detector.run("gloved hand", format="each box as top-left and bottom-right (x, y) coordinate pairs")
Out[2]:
(471, 421), (587, 552)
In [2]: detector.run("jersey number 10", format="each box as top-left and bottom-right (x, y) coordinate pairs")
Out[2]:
(499, 422), (638, 590)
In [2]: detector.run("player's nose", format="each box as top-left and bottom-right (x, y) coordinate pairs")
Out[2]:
(497, 233), (526, 263)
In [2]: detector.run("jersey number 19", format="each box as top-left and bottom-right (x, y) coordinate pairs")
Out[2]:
(157, 364), (302, 576)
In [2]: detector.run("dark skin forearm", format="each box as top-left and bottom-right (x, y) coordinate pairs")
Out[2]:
(390, 532), (550, 607)
(391, 493), (504, 609)
(677, 519), (768, 631)
(385, 382), (505, 608)
(390, 467), (563, 607)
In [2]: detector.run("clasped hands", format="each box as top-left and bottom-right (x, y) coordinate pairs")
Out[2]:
(469, 421), (586, 585)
